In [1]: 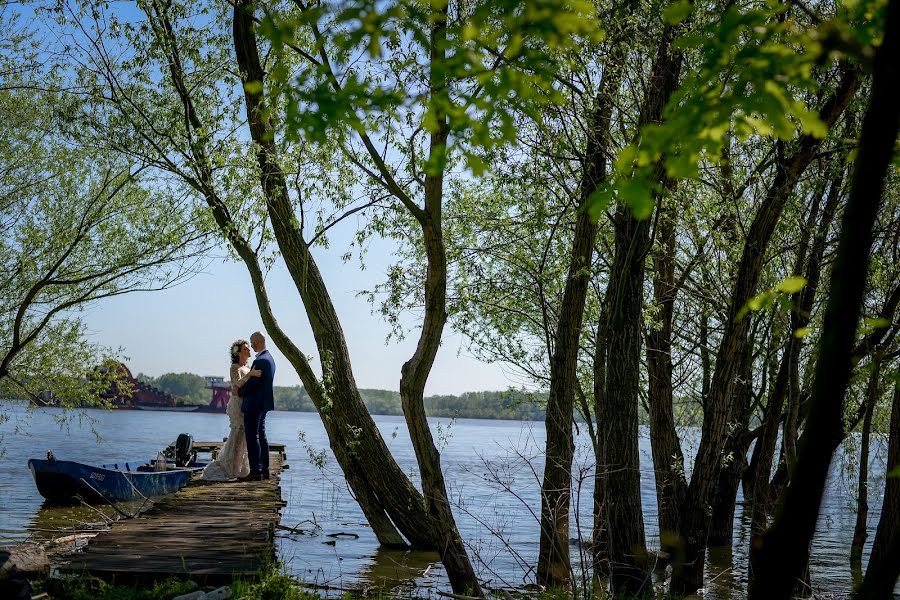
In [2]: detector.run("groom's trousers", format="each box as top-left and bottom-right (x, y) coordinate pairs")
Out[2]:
(243, 409), (270, 475)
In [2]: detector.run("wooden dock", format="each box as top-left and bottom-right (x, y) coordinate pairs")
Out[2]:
(167, 440), (287, 461)
(60, 451), (285, 583)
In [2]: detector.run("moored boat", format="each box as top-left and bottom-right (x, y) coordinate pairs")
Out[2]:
(133, 404), (199, 412)
(27, 454), (204, 505)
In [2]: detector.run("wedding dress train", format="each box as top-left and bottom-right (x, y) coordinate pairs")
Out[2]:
(201, 364), (251, 481)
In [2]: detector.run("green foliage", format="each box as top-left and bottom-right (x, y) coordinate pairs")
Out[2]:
(736, 275), (808, 321)
(0, 10), (206, 408)
(260, 0), (603, 172)
(592, 0), (886, 219)
(277, 384), (546, 420)
(138, 372), (209, 406)
(231, 564), (314, 600)
(36, 575), (197, 600)
(34, 564), (317, 600)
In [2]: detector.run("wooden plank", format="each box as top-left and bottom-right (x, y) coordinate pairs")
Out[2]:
(59, 452), (284, 582)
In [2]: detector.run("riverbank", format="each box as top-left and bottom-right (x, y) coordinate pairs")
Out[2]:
(20, 563), (312, 600)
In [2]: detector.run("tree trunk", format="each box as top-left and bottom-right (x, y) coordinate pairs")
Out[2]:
(671, 67), (859, 595)
(592, 303), (610, 583)
(851, 356), (882, 582)
(142, 0), (418, 548)
(748, 5), (900, 595)
(537, 33), (624, 590)
(538, 206), (597, 587)
(708, 344), (753, 547)
(596, 18), (688, 595)
(601, 203), (652, 595)
(857, 380), (900, 598)
(645, 193), (688, 559)
(395, 3), (482, 594)
(230, 0), (441, 549)
(744, 173), (841, 525)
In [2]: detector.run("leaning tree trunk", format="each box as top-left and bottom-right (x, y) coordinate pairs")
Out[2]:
(229, 0), (442, 549)
(671, 66), (859, 595)
(851, 355), (882, 582)
(395, 4), (482, 594)
(744, 172), (841, 532)
(143, 0), (421, 548)
(856, 378), (900, 599)
(748, 3), (900, 596)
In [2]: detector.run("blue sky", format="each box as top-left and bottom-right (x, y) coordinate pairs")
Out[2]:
(80, 232), (514, 396)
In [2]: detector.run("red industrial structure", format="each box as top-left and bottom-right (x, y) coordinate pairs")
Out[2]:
(97, 361), (178, 408)
(97, 362), (229, 412)
(206, 376), (231, 412)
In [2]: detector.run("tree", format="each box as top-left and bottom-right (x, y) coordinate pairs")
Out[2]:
(749, 0), (900, 594)
(0, 14), (206, 406)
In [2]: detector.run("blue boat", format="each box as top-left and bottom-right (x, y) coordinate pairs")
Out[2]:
(27, 455), (204, 505)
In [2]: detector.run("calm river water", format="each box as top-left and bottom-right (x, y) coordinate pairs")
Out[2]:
(0, 404), (895, 598)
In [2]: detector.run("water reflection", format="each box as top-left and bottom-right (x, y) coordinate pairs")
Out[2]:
(360, 547), (442, 591)
(28, 501), (134, 540)
(706, 545), (738, 600)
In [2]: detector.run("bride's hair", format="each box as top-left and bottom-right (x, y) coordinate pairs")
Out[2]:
(230, 339), (249, 364)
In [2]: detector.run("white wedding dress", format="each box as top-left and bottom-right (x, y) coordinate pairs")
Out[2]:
(201, 364), (251, 481)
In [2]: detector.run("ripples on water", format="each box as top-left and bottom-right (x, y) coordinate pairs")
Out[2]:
(0, 404), (895, 598)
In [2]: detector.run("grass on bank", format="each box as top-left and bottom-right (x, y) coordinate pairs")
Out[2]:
(32, 562), (316, 600)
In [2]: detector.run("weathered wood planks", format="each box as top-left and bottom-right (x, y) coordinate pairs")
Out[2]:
(60, 452), (285, 583)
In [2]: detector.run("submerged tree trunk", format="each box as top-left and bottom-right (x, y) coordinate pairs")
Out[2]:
(671, 66), (859, 595)
(645, 192), (688, 559)
(748, 4), (900, 595)
(851, 356), (882, 581)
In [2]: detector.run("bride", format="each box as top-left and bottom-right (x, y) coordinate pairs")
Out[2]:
(201, 339), (261, 481)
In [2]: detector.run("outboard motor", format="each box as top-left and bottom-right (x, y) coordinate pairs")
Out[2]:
(174, 433), (195, 467)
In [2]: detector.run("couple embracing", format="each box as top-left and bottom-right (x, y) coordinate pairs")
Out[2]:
(202, 331), (276, 482)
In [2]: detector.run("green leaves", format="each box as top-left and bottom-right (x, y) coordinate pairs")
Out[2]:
(260, 0), (603, 170)
(778, 276), (809, 294)
(663, 0), (693, 25)
(588, 0), (881, 221)
(736, 276), (808, 321)
(860, 316), (892, 335)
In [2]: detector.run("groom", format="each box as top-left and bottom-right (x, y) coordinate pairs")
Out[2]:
(237, 331), (275, 481)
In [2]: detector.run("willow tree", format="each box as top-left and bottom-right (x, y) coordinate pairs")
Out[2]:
(0, 13), (206, 407)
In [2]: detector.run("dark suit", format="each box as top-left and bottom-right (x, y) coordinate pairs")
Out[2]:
(239, 349), (275, 475)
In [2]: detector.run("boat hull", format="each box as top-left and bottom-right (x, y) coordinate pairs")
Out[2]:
(134, 405), (199, 412)
(27, 458), (195, 505)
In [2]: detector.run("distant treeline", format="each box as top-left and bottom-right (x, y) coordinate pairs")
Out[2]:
(137, 372), (547, 420)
